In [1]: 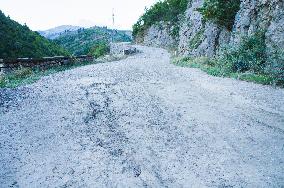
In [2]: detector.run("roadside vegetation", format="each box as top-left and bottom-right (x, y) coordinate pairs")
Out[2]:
(0, 52), (132, 88)
(0, 10), (130, 88)
(170, 0), (283, 87)
(0, 61), (95, 88)
(173, 31), (284, 87)
(173, 57), (275, 86)
(0, 41), (111, 88)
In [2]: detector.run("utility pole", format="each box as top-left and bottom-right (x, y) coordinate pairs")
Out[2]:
(112, 8), (115, 43)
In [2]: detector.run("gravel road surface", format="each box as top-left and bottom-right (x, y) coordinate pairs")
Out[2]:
(1, 46), (284, 187)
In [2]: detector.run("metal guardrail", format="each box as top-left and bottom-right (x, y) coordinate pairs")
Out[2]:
(0, 55), (94, 74)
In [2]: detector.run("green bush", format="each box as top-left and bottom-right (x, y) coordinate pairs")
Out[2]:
(266, 47), (284, 85)
(216, 31), (284, 86)
(173, 30), (284, 87)
(88, 42), (110, 58)
(0, 76), (5, 87)
(197, 0), (241, 30)
(1, 59), (99, 88)
(218, 31), (267, 73)
(13, 68), (33, 79)
(133, 0), (189, 39)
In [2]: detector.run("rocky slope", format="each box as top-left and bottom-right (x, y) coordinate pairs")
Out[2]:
(141, 0), (284, 57)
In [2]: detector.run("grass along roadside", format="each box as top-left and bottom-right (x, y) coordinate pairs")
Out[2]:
(172, 56), (276, 86)
(0, 61), (95, 88)
(0, 54), (128, 88)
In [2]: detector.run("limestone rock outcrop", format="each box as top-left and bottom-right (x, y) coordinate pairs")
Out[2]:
(141, 0), (284, 57)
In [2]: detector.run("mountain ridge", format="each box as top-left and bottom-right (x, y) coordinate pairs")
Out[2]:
(53, 26), (132, 56)
(0, 10), (69, 59)
(38, 25), (83, 39)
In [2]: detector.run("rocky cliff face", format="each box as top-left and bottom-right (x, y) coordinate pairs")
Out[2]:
(142, 22), (177, 49)
(142, 0), (284, 57)
(178, 0), (231, 57)
(234, 0), (284, 50)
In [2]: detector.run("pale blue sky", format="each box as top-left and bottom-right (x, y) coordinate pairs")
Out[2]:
(0, 0), (158, 31)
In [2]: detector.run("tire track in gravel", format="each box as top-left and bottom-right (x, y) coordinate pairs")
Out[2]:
(0, 45), (284, 187)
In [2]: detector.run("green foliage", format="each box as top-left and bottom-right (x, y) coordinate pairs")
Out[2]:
(218, 31), (267, 73)
(174, 30), (284, 87)
(173, 56), (275, 85)
(1, 60), (96, 88)
(170, 25), (181, 38)
(133, 0), (189, 39)
(265, 47), (284, 85)
(54, 27), (131, 56)
(237, 73), (273, 85)
(88, 42), (110, 58)
(13, 68), (33, 79)
(0, 76), (5, 87)
(0, 11), (69, 58)
(173, 56), (226, 76)
(188, 27), (205, 49)
(197, 0), (241, 30)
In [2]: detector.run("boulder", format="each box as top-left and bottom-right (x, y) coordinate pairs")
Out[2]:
(110, 42), (137, 56)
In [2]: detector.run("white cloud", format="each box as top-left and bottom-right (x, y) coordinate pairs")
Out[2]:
(0, 0), (158, 31)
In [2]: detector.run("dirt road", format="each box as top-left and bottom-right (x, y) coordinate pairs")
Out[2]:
(1, 46), (283, 187)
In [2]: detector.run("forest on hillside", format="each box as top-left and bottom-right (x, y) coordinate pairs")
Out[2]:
(0, 10), (132, 59)
(54, 27), (132, 56)
(0, 11), (69, 59)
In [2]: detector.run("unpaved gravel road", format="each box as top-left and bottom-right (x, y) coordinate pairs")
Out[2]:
(0, 46), (284, 188)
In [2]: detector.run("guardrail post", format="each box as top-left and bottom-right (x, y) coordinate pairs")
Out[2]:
(0, 59), (5, 75)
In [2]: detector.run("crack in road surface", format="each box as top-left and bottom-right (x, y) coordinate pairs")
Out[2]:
(0, 46), (284, 187)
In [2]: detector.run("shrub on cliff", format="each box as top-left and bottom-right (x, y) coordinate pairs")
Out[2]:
(133, 0), (189, 39)
(197, 0), (241, 30)
(175, 30), (284, 86)
(217, 31), (284, 86)
(218, 31), (267, 73)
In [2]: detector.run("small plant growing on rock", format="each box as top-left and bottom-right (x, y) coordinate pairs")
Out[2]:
(0, 76), (5, 87)
(188, 27), (205, 49)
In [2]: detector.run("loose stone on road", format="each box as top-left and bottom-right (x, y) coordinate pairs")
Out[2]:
(0, 46), (284, 187)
